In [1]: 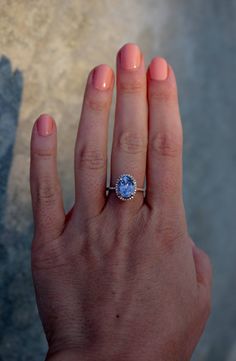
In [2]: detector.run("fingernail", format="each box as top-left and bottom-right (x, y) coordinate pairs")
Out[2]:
(119, 43), (141, 70)
(36, 114), (53, 136)
(149, 57), (168, 81)
(93, 64), (113, 90)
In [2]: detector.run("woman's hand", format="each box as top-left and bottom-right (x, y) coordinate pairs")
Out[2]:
(30, 43), (212, 361)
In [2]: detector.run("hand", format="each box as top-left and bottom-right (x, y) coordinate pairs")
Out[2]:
(30, 43), (212, 361)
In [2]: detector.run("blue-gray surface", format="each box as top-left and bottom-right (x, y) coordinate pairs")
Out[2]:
(0, 1), (236, 360)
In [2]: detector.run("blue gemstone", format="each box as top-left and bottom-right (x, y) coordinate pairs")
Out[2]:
(117, 175), (136, 199)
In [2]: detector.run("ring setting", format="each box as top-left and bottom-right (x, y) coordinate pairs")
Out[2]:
(106, 174), (145, 201)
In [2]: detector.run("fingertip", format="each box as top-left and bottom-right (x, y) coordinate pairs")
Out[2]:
(91, 64), (115, 91)
(148, 56), (168, 81)
(30, 114), (57, 158)
(30, 114), (57, 159)
(147, 57), (177, 87)
(116, 43), (146, 74)
(34, 113), (55, 137)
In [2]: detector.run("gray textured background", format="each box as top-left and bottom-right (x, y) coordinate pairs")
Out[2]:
(0, 1), (236, 360)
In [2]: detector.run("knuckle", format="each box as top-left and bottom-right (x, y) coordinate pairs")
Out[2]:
(119, 78), (145, 94)
(157, 224), (185, 253)
(117, 131), (147, 154)
(32, 147), (55, 159)
(85, 96), (109, 113)
(150, 132), (182, 158)
(164, 231), (184, 251)
(150, 83), (177, 103)
(36, 177), (59, 207)
(152, 211), (186, 252)
(78, 147), (106, 170)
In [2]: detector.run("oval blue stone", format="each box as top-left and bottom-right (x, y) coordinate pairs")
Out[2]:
(117, 175), (135, 199)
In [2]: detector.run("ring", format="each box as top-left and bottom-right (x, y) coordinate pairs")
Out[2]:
(106, 174), (145, 201)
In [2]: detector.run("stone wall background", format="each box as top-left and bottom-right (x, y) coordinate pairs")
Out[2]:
(0, 1), (236, 360)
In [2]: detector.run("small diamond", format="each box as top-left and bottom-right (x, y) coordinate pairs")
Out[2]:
(116, 174), (136, 200)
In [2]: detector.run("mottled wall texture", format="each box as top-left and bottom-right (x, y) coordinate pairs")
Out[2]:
(0, 1), (236, 360)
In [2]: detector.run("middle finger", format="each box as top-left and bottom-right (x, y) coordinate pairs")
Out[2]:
(110, 43), (148, 206)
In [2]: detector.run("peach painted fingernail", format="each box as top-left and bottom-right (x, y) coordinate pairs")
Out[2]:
(93, 64), (113, 90)
(149, 57), (168, 80)
(119, 43), (141, 70)
(36, 114), (53, 136)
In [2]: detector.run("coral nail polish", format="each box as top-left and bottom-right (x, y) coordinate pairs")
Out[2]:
(119, 43), (141, 70)
(36, 114), (53, 136)
(93, 64), (113, 90)
(149, 57), (168, 80)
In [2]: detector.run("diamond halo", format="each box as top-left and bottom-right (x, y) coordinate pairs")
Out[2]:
(115, 174), (137, 201)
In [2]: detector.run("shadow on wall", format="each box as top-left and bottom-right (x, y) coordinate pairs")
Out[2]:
(0, 56), (46, 361)
(0, 55), (23, 226)
(0, 57), (31, 360)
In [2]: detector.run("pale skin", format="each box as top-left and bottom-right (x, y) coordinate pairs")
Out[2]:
(30, 43), (212, 361)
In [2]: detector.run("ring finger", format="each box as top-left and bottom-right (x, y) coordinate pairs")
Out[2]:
(109, 43), (148, 208)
